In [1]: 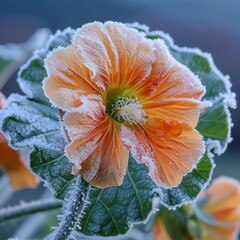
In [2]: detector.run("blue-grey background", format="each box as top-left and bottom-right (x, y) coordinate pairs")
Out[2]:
(0, 0), (239, 239)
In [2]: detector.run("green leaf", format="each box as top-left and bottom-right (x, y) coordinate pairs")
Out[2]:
(0, 29), (50, 90)
(157, 153), (213, 209)
(1, 94), (75, 199)
(197, 98), (229, 152)
(158, 206), (202, 240)
(79, 228), (149, 240)
(47, 28), (74, 51)
(18, 55), (48, 103)
(77, 154), (156, 236)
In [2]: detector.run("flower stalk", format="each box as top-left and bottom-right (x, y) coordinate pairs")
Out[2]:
(45, 175), (90, 240)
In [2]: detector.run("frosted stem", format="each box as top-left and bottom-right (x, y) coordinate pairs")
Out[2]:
(0, 198), (62, 223)
(46, 176), (90, 240)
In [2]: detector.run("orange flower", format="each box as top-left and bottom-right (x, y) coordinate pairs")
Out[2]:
(153, 219), (172, 240)
(0, 93), (38, 190)
(196, 177), (240, 240)
(152, 177), (240, 240)
(43, 22), (206, 188)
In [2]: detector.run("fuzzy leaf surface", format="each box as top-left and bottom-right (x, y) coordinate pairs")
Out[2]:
(1, 94), (74, 199)
(77, 155), (156, 236)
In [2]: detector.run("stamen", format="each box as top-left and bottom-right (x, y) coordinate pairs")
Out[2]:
(111, 97), (146, 124)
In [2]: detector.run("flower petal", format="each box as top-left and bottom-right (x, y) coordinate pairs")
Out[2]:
(43, 46), (100, 110)
(0, 133), (38, 190)
(64, 111), (129, 188)
(0, 92), (7, 107)
(201, 224), (238, 240)
(137, 40), (205, 101)
(144, 98), (204, 128)
(121, 121), (204, 188)
(0, 93), (38, 190)
(199, 177), (240, 227)
(153, 219), (172, 240)
(73, 21), (154, 90)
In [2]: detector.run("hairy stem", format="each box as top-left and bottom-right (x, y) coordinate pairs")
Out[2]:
(46, 175), (90, 240)
(0, 198), (62, 224)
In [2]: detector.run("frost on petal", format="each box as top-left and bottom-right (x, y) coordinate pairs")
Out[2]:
(43, 46), (100, 111)
(121, 121), (204, 188)
(64, 111), (129, 188)
(73, 21), (154, 90)
(138, 40), (205, 101)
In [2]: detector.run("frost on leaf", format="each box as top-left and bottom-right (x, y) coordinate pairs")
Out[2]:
(76, 154), (156, 237)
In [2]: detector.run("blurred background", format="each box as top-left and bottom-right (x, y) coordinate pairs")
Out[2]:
(0, 0), (239, 239)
